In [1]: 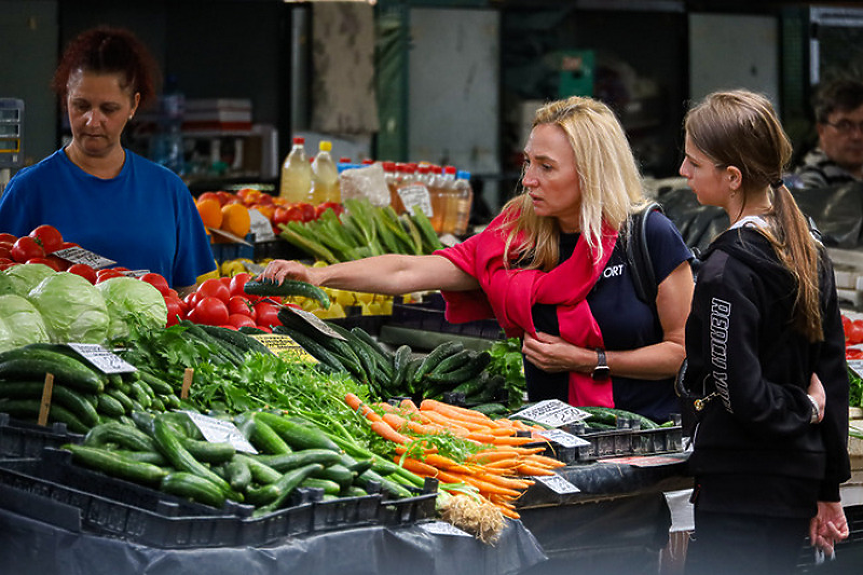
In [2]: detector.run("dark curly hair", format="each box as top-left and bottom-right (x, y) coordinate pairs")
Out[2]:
(812, 78), (863, 124)
(51, 26), (160, 109)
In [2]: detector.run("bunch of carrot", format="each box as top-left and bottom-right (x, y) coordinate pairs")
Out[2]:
(343, 393), (565, 519)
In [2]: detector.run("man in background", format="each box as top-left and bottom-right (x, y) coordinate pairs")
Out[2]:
(795, 78), (863, 189)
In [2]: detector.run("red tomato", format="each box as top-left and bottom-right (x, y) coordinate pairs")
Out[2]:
(165, 297), (184, 327)
(254, 301), (280, 328)
(29, 225), (63, 253)
(0, 233), (17, 244)
(0, 242), (13, 260)
(297, 203), (317, 222)
(57, 241), (79, 251)
(847, 348), (863, 360)
(140, 272), (171, 296)
(0, 262), (18, 271)
(197, 278), (231, 302)
(850, 321), (863, 346)
(227, 296), (256, 319)
(184, 291), (200, 309)
(166, 288), (180, 300)
(25, 257), (59, 271)
(67, 263), (98, 284)
(255, 325), (273, 334)
(10, 236), (45, 263)
(219, 324), (239, 330)
(193, 297), (230, 326)
(95, 270), (124, 283)
(229, 272), (252, 297)
(46, 254), (69, 271)
(227, 313), (257, 329)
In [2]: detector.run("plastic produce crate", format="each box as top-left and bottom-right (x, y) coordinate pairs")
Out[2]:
(565, 421), (684, 462)
(0, 412), (83, 459)
(0, 448), (250, 548)
(390, 296), (504, 340)
(378, 492), (438, 525)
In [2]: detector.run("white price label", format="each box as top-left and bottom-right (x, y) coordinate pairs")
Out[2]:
(52, 246), (116, 270)
(537, 428), (590, 448)
(279, 305), (346, 340)
(67, 343), (136, 374)
(419, 521), (472, 538)
(849, 360), (863, 379)
(121, 269), (150, 278)
(252, 333), (318, 363)
(182, 411), (258, 454)
(534, 474), (580, 495)
(513, 400), (590, 428)
(397, 183), (433, 217)
(249, 208), (276, 242)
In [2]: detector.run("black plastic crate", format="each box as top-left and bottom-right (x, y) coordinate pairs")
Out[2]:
(378, 492), (438, 525)
(312, 493), (383, 532)
(0, 448), (250, 548)
(240, 501), (317, 545)
(390, 302), (503, 340)
(0, 412), (83, 459)
(564, 424), (684, 462)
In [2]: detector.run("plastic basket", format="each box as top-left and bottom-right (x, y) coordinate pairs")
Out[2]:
(0, 412), (83, 459)
(0, 448), (249, 548)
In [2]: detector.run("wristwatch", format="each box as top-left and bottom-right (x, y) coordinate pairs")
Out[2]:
(591, 348), (611, 380)
(807, 394), (821, 424)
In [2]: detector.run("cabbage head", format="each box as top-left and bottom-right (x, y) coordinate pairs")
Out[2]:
(96, 276), (168, 340)
(0, 294), (50, 351)
(28, 272), (109, 343)
(0, 263), (57, 297)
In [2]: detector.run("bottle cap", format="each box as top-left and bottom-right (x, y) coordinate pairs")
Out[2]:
(293, 136), (305, 144)
(320, 141), (332, 152)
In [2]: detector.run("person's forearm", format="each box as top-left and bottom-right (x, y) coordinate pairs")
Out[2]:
(308, 254), (478, 295)
(605, 340), (686, 380)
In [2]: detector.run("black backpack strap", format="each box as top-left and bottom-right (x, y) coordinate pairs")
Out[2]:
(625, 201), (663, 308)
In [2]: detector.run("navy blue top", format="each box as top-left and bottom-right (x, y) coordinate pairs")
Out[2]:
(0, 149), (215, 288)
(525, 210), (692, 422)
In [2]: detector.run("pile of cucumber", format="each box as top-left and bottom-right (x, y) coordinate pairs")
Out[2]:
(0, 343), (182, 433)
(67, 410), (423, 511)
(274, 310), (504, 405)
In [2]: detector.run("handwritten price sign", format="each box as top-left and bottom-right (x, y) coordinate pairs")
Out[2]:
(67, 343), (136, 374)
(513, 399), (591, 428)
(52, 246), (116, 270)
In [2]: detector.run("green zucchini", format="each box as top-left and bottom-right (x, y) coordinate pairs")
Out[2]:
(427, 351), (492, 385)
(136, 370), (175, 396)
(111, 449), (168, 466)
(0, 381), (101, 427)
(179, 436), (236, 464)
(313, 463), (355, 490)
(225, 457), (253, 492)
(257, 463), (324, 513)
(161, 471), (226, 508)
(244, 278), (331, 309)
(96, 393), (127, 417)
(65, 443), (167, 485)
(235, 453), (282, 485)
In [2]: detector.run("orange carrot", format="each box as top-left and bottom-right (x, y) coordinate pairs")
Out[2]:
(344, 392), (363, 411)
(455, 475), (523, 498)
(516, 463), (556, 476)
(345, 393), (383, 423)
(419, 410), (473, 435)
(370, 420), (410, 444)
(525, 454), (567, 468)
(465, 432), (499, 444)
(483, 457), (521, 470)
(467, 450), (519, 464)
(490, 435), (539, 446)
(396, 456), (440, 477)
(476, 472), (534, 491)
(421, 453), (475, 474)
(420, 399), (498, 427)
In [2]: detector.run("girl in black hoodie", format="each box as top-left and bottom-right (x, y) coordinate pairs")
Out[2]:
(678, 90), (851, 575)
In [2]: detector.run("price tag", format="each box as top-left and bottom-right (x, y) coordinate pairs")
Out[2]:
(252, 333), (319, 363)
(182, 410), (258, 454)
(249, 208), (276, 243)
(419, 521), (472, 538)
(67, 343), (136, 374)
(534, 474), (580, 495)
(52, 246), (116, 270)
(397, 183), (433, 217)
(121, 269), (150, 278)
(278, 305), (346, 340)
(537, 428), (590, 448)
(513, 399), (591, 428)
(849, 359), (863, 379)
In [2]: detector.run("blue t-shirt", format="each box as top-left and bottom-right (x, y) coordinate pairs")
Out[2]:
(0, 148), (215, 288)
(525, 210), (692, 422)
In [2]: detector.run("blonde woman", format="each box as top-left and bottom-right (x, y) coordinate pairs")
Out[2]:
(679, 90), (850, 575)
(262, 96), (694, 421)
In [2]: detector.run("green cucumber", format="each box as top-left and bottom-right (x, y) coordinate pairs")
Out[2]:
(255, 448), (342, 472)
(244, 278), (331, 309)
(301, 477), (341, 496)
(271, 325), (347, 373)
(160, 471), (226, 508)
(111, 449), (168, 466)
(84, 421), (157, 452)
(136, 370), (175, 396)
(426, 351), (492, 385)
(198, 324), (274, 357)
(249, 416), (293, 455)
(413, 341), (464, 384)
(235, 453), (282, 485)
(0, 381), (100, 427)
(258, 463), (324, 513)
(96, 393), (127, 417)
(0, 398), (88, 433)
(179, 436), (236, 464)
(313, 463), (355, 490)
(65, 443), (167, 485)
(0, 348), (106, 394)
(225, 457), (253, 492)
(152, 416), (241, 501)
(253, 412), (340, 452)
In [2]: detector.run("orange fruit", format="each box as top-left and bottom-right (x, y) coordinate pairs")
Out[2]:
(196, 198), (223, 229)
(221, 203), (251, 238)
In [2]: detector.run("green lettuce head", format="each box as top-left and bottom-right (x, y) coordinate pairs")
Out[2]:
(96, 276), (168, 340)
(28, 272), (110, 343)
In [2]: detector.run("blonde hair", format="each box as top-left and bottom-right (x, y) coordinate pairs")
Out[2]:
(501, 96), (647, 270)
(684, 90), (823, 341)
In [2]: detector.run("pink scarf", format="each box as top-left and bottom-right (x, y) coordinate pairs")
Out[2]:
(437, 212), (618, 407)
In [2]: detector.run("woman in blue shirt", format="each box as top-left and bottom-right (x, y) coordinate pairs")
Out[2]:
(0, 27), (214, 294)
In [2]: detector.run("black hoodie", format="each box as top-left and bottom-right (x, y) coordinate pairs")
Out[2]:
(683, 224), (850, 517)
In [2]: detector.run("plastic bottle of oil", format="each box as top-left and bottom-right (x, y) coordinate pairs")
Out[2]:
(280, 136), (312, 202)
(452, 170), (474, 235)
(311, 140), (340, 204)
